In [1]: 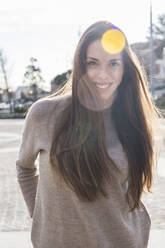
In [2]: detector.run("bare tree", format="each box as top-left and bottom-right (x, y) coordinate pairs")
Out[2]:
(0, 49), (9, 93)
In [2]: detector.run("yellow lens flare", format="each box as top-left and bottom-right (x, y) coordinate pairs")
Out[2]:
(101, 29), (126, 54)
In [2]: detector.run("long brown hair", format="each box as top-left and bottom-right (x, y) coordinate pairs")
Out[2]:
(50, 21), (162, 211)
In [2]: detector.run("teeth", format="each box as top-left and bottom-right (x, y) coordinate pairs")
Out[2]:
(95, 83), (110, 89)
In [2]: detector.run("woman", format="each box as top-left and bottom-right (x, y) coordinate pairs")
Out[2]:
(16, 21), (161, 248)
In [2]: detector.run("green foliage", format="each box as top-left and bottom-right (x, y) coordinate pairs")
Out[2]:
(23, 57), (45, 86)
(53, 70), (72, 86)
(147, 13), (165, 42)
(14, 102), (32, 114)
(155, 96), (165, 109)
(14, 105), (27, 113)
(23, 57), (45, 101)
(153, 14), (165, 41)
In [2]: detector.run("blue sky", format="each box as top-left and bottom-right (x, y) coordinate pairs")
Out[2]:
(0, 0), (164, 90)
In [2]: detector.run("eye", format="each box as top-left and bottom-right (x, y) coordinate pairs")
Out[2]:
(86, 61), (97, 66)
(110, 61), (120, 67)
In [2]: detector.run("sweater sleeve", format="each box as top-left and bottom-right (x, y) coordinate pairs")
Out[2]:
(16, 165), (39, 218)
(16, 101), (41, 218)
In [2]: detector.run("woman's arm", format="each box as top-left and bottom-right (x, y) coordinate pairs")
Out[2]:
(16, 101), (41, 218)
(16, 165), (38, 218)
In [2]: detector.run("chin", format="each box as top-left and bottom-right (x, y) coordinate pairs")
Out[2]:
(100, 94), (113, 101)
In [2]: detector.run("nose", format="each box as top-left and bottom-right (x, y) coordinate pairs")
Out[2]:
(97, 67), (111, 83)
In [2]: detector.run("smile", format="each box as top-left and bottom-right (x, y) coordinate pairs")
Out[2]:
(95, 83), (112, 89)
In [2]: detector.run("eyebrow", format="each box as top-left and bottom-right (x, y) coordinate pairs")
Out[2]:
(86, 57), (123, 61)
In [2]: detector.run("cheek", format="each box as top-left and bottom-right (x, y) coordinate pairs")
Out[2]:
(86, 68), (96, 80)
(113, 69), (123, 85)
(117, 73), (123, 85)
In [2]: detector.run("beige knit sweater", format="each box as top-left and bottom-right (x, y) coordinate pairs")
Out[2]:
(16, 93), (151, 248)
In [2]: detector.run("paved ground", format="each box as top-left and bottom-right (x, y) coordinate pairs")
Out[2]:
(0, 229), (164, 248)
(0, 120), (31, 231)
(0, 232), (32, 248)
(0, 119), (165, 247)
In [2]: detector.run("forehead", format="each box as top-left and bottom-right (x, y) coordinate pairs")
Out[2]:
(86, 39), (123, 60)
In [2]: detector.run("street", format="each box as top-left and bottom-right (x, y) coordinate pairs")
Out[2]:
(0, 119), (165, 232)
(0, 119), (31, 231)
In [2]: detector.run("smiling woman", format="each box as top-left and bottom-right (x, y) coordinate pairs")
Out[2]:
(16, 20), (162, 248)
(86, 39), (124, 108)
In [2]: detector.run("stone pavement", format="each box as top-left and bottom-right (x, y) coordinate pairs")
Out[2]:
(0, 119), (165, 247)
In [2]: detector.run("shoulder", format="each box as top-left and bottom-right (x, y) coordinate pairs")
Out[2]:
(26, 92), (72, 124)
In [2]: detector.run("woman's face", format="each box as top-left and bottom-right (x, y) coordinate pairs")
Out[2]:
(86, 39), (124, 108)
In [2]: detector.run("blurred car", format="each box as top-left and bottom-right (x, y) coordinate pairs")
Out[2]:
(0, 102), (10, 110)
(14, 101), (33, 113)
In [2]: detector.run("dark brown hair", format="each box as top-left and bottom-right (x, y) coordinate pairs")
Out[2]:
(50, 21), (162, 211)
